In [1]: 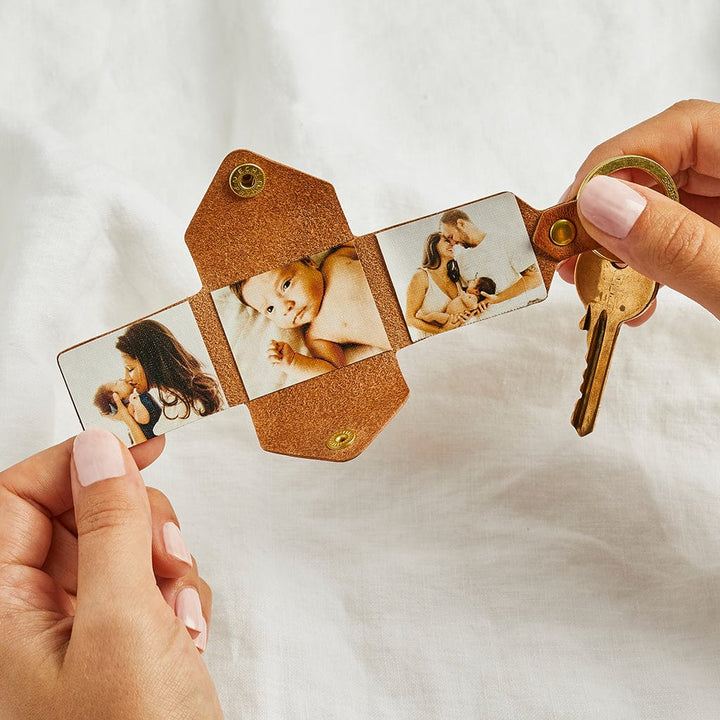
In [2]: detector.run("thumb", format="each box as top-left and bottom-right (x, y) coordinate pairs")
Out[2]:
(577, 175), (720, 319)
(70, 428), (155, 610)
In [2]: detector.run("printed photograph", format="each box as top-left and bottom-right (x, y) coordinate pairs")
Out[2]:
(377, 192), (547, 342)
(58, 303), (226, 446)
(211, 241), (391, 400)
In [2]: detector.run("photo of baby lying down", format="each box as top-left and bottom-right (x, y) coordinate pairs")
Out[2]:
(211, 241), (391, 400)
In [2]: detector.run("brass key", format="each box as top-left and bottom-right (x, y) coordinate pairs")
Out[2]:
(570, 154), (678, 436)
(571, 251), (658, 436)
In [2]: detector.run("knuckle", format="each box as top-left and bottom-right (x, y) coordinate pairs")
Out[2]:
(669, 98), (705, 115)
(0, 564), (35, 610)
(654, 208), (706, 273)
(146, 486), (166, 504)
(75, 496), (138, 537)
(146, 486), (175, 516)
(81, 604), (150, 640)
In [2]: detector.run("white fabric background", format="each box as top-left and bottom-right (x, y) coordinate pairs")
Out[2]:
(1, 2), (719, 718)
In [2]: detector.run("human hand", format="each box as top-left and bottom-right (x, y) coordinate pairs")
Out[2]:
(457, 290), (476, 309)
(0, 429), (222, 719)
(267, 339), (296, 366)
(107, 390), (134, 421)
(128, 389), (151, 425)
(445, 309), (477, 329)
(556, 99), (720, 321)
(443, 313), (466, 330)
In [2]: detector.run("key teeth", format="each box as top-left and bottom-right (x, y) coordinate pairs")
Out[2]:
(571, 308), (606, 436)
(571, 253), (660, 438)
(579, 305), (592, 331)
(572, 365), (594, 436)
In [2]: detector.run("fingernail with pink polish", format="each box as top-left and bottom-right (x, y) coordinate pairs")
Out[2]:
(73, 429), (126, 487)
(175, 587), (204, 636)
(163, 522), (193, 566)
(578, 175), (647, 238)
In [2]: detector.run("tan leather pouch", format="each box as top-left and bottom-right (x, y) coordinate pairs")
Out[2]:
(60, 151), (599, 461)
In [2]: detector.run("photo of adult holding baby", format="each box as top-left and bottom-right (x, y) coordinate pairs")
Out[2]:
(93, 376), (162, 445)
(211, 241), (391, 400)
(377, 192), (548, 343)
(109, 319), (224, 443)
(439, 206), (545, 317)
(58, 305), (225, 445)
(405, 231), (496, 338)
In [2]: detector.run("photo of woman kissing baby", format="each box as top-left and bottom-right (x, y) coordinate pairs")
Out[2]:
(211, 241), (391, 400)
(58, 304), (225, 446)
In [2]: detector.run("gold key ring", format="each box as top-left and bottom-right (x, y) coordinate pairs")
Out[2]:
(577, 155), (680, 262)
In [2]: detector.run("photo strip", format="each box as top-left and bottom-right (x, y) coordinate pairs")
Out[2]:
(58, 303), (226, 446)
(377, 192), (546, 342)
(211, 241), (391, 400)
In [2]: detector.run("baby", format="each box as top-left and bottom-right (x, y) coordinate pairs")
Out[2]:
(416, 276), (496, 327)
(231, 243), (390, 381)
(93, 378), (161, 440)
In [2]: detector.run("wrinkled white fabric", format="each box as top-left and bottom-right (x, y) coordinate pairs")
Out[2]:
(1, 2), (720, 718)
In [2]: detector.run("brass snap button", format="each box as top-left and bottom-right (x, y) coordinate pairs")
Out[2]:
(326, 429), (357, 451)
(229, 163), (265, 198)
(549, 218), (576, 246)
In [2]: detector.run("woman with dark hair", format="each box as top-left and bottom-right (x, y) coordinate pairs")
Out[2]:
(405, 232), (474, 338)
(109, 319), (223, 442)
